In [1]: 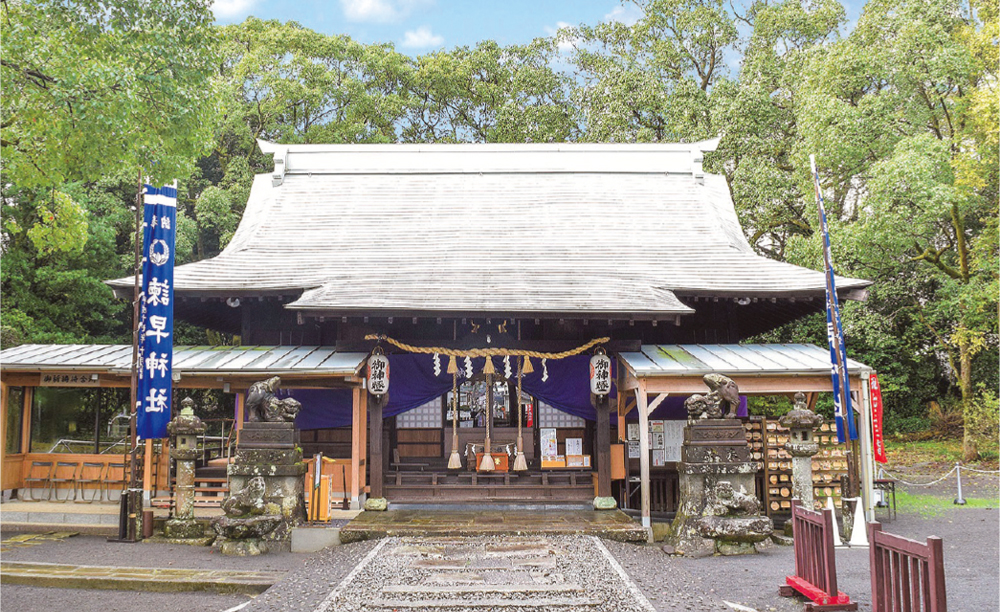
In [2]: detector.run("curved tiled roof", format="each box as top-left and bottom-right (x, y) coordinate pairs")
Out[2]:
(109, 140), (869, 317)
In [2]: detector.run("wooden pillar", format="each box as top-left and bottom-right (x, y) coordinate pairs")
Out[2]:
(368, 392), (386, 501)
(350, 387), (368, 508)
(593, 393), (612, 501)
(234, 392), (245, 446)
(636, 381), (651, 529)
(21, 387), (33, 455)
(143, 438), (154, 502)
(1, 382), (8, 490)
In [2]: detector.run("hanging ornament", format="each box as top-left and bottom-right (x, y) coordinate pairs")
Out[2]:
(447, 355), (458, 374)
(513, 357), (528, 471)
(367, 348), (389, 395)
(541, 358), (549, 382)
(522, 356), (534, 375)
(503, 355), (512, 378)
(433, 353), (441, 376)
(482, 356), (496, 375)
(447, 372), (462, 469)
(590, 348), (612, 396)
(464, 356), (473, 378)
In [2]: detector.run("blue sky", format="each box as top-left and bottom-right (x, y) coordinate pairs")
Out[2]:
(212, 0), (867, 55)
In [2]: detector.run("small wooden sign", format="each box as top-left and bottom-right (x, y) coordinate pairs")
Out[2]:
(40, 373), (100, 387)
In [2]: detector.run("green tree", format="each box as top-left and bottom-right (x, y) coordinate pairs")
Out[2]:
(794, 0), (998, 459)
(1, 0), (220, 187)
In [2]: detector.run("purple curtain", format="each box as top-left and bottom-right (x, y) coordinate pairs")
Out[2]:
(271, 352), (745, 430)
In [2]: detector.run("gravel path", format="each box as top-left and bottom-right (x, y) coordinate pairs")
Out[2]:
(0, 585), (253, 612)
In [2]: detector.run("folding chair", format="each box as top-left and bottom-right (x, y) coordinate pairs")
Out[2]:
(23, 461), (54, 501)
(51, 461), (80, 502)
(75, 462), (106, 503)
(102, 462), (127, 503)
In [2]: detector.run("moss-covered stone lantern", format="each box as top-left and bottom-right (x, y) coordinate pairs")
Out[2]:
(779, 392), (824, 509)
(163, 397), (207, 539)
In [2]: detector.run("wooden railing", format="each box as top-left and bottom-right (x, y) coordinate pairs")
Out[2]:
(780, 499), (857, 610)
(869, 523), (947, 612)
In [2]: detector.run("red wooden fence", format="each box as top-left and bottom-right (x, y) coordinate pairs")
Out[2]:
(869, 522), (947, 612)
(780, 499), (858, 611)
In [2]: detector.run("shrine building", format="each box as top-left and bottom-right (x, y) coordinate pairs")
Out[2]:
(0, 140), (880, 528)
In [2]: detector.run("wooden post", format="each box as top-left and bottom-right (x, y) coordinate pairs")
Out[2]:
(368, 392), (386, 501)
(21, 387), (33, 455)
(593, 393), (612, 501)
(234, 392), (245, 446)
(927, 536), (947, 612)
(1, 382), (7, 490)
(143, 438), (154, 502)
(636, 381), (651, 529)
(350, 387), (364, 508)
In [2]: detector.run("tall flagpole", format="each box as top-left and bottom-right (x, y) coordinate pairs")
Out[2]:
(116, 170), (143, 543)
(810, 155), (858, 444)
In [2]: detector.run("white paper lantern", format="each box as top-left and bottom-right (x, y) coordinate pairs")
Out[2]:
(590, 352), (612, 396)
(368, 353), (390, 396)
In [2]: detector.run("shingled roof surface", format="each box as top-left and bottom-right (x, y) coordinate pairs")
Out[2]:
(109, 140), (868, 317)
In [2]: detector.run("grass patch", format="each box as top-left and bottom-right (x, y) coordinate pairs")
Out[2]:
(885, 438), (999, 468)
(895, 489), (997, 517)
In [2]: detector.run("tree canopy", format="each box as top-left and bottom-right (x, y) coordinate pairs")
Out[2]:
(1, 0), (996, 454)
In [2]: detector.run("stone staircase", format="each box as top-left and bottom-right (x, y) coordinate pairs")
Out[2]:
(368, 538), (602, 611)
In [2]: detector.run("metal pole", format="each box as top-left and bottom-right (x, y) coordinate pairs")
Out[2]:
(954, 463), (966, 505)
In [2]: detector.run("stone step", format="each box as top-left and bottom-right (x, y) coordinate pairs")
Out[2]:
(371, 597), (601, 609)
(382, 583), (584, 595)
(0, 561), (283, 594)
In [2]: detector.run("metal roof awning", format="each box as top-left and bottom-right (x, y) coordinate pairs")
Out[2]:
(619, 344), (870, 395)
(0, 344), (367, 378)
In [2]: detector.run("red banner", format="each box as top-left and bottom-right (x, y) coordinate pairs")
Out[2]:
(870, 374), (887, 463)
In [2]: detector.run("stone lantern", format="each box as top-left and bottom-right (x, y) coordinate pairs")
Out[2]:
(163, 397), (206, 539)
(779, 392), (824, 509)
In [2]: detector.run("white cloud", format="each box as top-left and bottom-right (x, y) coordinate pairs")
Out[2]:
(340, 0), (432, 23)
(213, 0), (258, 19)
(604, 4), (643, 25)
(401, 26), (444, 49)
(544, 21), (578, 54)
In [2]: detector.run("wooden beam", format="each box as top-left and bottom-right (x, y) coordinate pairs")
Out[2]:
(143, 438), (154, 501)
(635, 382), (651, 530)
(646, 393), (669, 417)
(637, 375), (864, 395)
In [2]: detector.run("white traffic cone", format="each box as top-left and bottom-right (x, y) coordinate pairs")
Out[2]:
(827, 496), (844, 546)
(847, 497), (869, 547)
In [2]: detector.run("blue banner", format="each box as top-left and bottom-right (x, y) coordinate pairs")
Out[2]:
(136, 184), (177, 440)
(811, 157), (858, 443)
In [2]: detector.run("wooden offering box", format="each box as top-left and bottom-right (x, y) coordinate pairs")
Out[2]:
(475, 452), (509, 472)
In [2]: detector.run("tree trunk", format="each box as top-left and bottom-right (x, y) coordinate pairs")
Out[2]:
(959, 332), (979, 461)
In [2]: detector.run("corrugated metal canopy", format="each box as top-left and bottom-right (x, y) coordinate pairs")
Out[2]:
(0, 345), (366, 377)
(107, 141), (870, 317)
(620, 344), (869, 377)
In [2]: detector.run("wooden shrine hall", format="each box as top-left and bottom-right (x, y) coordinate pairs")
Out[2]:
(2, 140), (879, 525)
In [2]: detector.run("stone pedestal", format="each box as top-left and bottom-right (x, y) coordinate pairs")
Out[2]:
(668, 419), (773, 556)
(212, 422), (306, 555)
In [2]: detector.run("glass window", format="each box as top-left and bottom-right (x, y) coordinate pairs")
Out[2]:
(5, 387), (24, 454)
(31, 387), (128, 453)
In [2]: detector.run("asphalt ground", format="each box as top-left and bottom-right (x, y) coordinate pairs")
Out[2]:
(1, 475), (997, 612)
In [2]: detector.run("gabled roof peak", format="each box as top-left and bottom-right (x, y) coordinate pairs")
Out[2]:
(256, 138), (721, 186)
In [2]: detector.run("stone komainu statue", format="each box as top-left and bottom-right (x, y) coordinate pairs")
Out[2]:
(245, 376), (301, 423)
(685, 373), (740, 419)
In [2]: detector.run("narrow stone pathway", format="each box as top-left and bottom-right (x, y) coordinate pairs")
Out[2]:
(312, 535), (656, 612)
